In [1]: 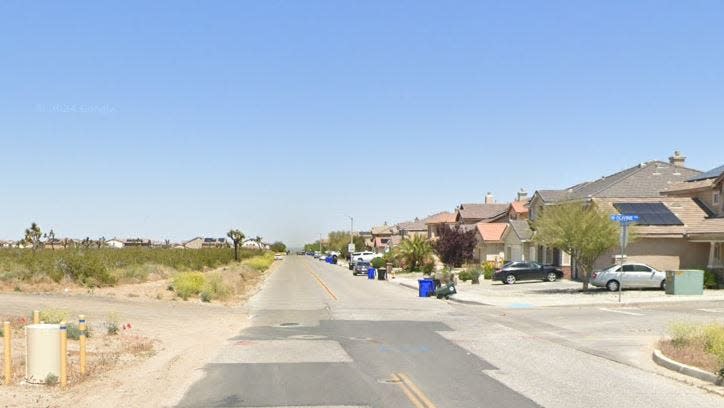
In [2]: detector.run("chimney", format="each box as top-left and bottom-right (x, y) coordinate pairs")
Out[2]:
(669, 150), (686, 167)
(484, 192), (495, 204)
(516, 188), (528, 202)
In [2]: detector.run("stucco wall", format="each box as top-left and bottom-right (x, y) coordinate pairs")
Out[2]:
(593, 238), (709, 271)
(474, 242), (504, 263)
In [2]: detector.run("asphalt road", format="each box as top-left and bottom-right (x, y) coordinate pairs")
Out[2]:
(177, 256), (724, 408)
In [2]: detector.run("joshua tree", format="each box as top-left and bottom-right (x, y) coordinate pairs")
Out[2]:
(45, 229), (56, 250)
(227, 229), (246, 261)
(23, 222), (43, 251)
(255, 236), (263, 250)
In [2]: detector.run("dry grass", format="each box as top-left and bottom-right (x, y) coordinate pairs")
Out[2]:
(659, 339), (721, 374)
(660, 322), (724, 375)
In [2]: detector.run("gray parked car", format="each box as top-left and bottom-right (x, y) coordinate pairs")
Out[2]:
(590, 263), (666, 291)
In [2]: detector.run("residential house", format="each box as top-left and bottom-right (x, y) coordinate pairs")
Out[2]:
(425, 211), (457, 240)
(105, 238), (125, 248)
(241, 239), (266, 250)
(370, 223), (401, 253)
(502, 220), (535, 262)
(508, 189), (530, 221)
(357, 231), (374, 249)
(122, 238), (152, 247)
(662, 164), (724, 283)
(397, 218), (428, 239)
(529, 151), (702, 279)
(455, 193), (509, 225)
(472, 223), (507, 264)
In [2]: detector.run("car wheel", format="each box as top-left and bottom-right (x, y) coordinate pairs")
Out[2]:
(660, 279), (666, 290)
(505, 274), (516, 284)
(606, 280), (619, 292)
(546, 272), (558, 282)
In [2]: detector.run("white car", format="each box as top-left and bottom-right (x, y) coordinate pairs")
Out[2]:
(591, 263), (666, 291)
(348, 251), (382, 270)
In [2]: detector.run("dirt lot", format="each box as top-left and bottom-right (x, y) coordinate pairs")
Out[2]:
(0, 261), (275, 408)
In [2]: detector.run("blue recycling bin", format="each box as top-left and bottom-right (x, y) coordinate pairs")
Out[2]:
(325, 256), (332, 263)
(367, 268), (376, 280)
(418, 279), (434, 297)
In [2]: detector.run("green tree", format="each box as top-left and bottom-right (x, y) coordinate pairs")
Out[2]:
(397, 235), (433, 271)
(270, 241), (287, 253)
(533, 202), (619, 291)
(23, 222), (43, 250)
(227, 229), (246, 261)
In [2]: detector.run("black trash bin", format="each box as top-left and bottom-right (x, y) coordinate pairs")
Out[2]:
(377, 268), (386, 280)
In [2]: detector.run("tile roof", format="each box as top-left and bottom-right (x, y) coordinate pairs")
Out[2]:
(475, 222), (508, 242)
(425, 211), (457, 224)
(510, 201), (529, 214)
(687, 164), (724, 181)
(508, 220), (533, 241)
(371, 224), (396, 235)
(661, 178), (715, 195)
(538, 161), (701, 203)
(397, 218), (427, 232)
(687, 217), (724, 236)
(593, 197), (708, 237)
(457, 203), (509, 221)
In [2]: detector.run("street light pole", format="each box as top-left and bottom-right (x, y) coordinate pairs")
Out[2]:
(348, 216), (354, 246)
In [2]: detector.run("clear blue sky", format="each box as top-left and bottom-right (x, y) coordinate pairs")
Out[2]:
(1, 1), (723, 247)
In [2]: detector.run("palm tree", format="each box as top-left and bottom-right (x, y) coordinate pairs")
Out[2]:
(227, 229), (246, 261)
(397, 235), (433, 272)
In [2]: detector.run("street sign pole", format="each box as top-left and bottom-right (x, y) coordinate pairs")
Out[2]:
(610, 214), (639, 304)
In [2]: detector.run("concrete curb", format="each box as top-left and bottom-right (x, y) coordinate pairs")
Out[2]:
(652, 349), (723, 386)
(445, 296), (492, 306)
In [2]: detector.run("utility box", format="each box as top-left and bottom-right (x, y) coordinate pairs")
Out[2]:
(665, 270), (704, 295)
(25, 324), (61, 383)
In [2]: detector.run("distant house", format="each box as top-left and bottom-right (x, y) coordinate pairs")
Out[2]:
(185, 237), (228, 249)
(455, 193), (509, 225)
(105, 238), (125, 249)
(241, 239), (265, 250)
(425, 211), (457, 240)
(396, 218), (428, 239)
(370, 223), (399, 252)
(502, 220), (535, 262)
(508, 189), (530, 221)
(472, 222), (508, 264)
(123, 238), (152, 247)
(529, 151), (704, 279)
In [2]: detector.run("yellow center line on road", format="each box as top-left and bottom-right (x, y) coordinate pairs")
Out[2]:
(395, 372), (437, 408)
(302, 260), (338, 301)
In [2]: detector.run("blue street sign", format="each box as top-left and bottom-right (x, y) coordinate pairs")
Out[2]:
(610, 214), (639, 223)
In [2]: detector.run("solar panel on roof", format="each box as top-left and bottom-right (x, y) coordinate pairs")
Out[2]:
(612, 202), (683, 226)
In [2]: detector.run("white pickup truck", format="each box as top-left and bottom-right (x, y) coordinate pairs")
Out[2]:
(348, 251), (383, 270)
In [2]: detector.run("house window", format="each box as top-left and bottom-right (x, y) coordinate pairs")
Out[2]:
(714, 191), (720, 206)
(715, 244), (721, 262)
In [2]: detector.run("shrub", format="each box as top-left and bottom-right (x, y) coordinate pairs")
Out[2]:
(65, 322), (91, 340)
(106, 312), (120, 335)
(458, 270), (471, 282)
(421, 261), (435, 274)
(45, 373), (59, 386)
(704, 269), (719, 289)
(200, 272), (232, 302)
(172, 272), (206, 300)
(371, 257), (386, 269)
(40, 309), (69, 324)
(243, 253), (274, 271)
(483, 262), (496, 280)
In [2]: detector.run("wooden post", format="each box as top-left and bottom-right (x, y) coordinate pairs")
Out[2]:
(3, 321), (10, 385)
(78, 315), (86, 376)
(59, 321), (67, 387)
(32, 311), (40, 325)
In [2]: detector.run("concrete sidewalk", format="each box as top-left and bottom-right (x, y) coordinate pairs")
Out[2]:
(391, 273), (724, 307)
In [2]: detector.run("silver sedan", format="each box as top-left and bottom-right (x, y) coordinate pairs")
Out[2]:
(591, 263), (666, 291)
